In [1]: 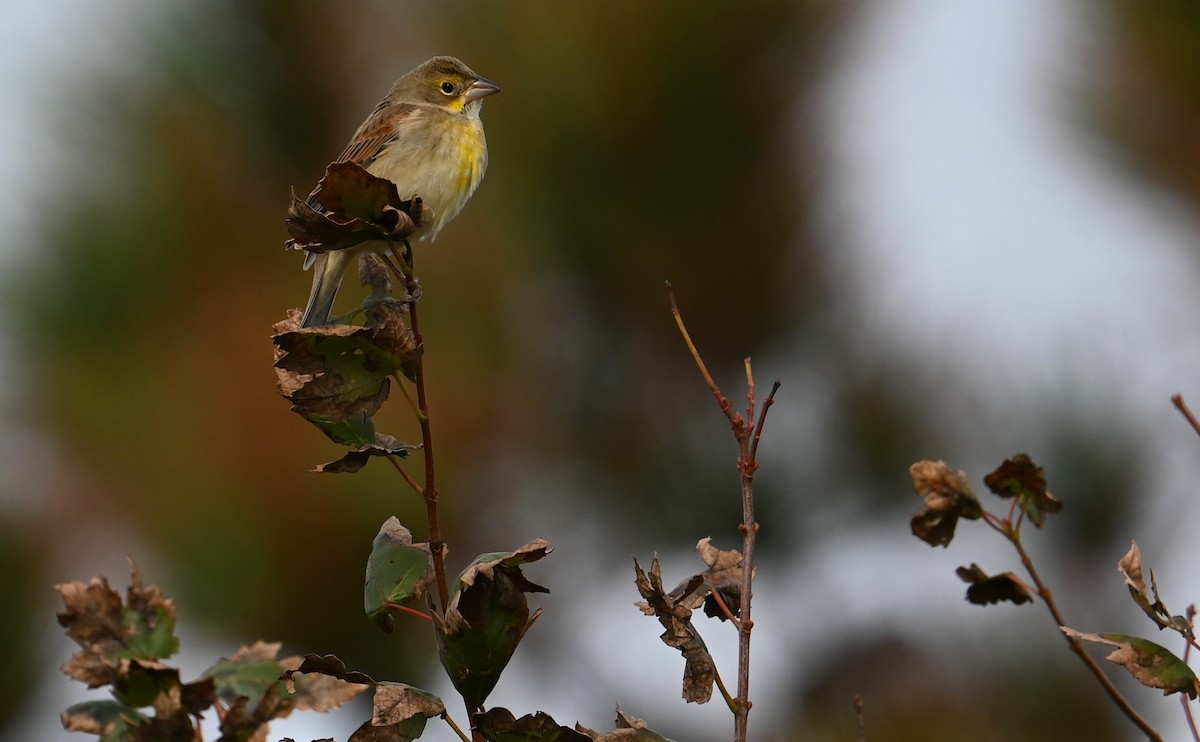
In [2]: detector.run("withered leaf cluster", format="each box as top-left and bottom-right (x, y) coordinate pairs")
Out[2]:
(280, 654), (446, 742)
(908, 460), (983, 547)
(56, 565), (368, 741)
(632, 539), (748, 705)
(474, 706), (676, 742)
(273, 304), (421, 469)
(1118, 540), (1194, 633)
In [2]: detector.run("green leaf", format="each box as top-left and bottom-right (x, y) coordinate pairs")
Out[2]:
(202, 642), (293, 707)
(111, 659), (180, 708)
(435, 541), (551, 707)
(1063, 628), (1199, 697)
(273, 304), (423, 456)
(365, 518), (435, 633)
(61, 700), (146, 742)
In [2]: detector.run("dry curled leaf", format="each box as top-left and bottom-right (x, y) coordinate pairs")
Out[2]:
(633, 557), (715, 704)
(285, 162), (425, 255)
(908, 460), (982, 547)
(1063, 627), (1200, 698)
(956, 563), (1034, 606)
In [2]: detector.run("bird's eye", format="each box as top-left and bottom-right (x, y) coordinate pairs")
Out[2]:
(440, 81), (456, 95)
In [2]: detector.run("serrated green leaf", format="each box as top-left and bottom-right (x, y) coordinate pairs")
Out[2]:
(365, 518), (434, 633)
(121, 606), (178, 661)
(203, 655), (291, 705)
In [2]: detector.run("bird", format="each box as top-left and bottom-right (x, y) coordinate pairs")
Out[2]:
(299, 56), (499, 327)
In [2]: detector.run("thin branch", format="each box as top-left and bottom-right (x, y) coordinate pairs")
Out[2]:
(442, 711), (472, 742)
(667, 282), (737, 429)
(713, 665), (740, 714)
(708, 585), (743, 630)
(1009, 536), (1162, 741)
(744, 357), (755, 426)
(749, 381), (781, 461)
(398, 241), (451, 615)
(1181, 640), (1199, 742)
(383, 599), (433, 622)
(1172, 394), (1200, 439)
(386, 454), (424, 497)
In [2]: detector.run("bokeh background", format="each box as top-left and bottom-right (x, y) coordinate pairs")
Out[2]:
(4, 1), (1200, 740)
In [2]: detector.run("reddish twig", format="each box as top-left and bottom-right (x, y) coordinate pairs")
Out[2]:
(1172, 394), (1200, 440)
(1005, 531), (1162, 741)
(667, 282), (780, 742)
(395, 242), (451, 616)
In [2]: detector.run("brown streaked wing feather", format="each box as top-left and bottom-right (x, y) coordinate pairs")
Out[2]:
(334, 102), (420, 167)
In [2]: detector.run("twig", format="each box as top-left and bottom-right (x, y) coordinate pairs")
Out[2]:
(384, 599), (433, 622)
(713, 665), (739, 714)
(1172, 394), (1200, 439)
(397, 242), (451, 615)
(386, 454), (424, 497)
(442, 711), (472, 742)
(708, 585), (742, 629)
(1008, 534), (1163, 741)
(1181, 640), (1200, 742)
(853, 694), (866, 742)
(667, 282), (738, 429)
(668, 283), (779, 742)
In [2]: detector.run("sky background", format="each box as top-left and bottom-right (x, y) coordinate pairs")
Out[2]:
(4, 1), (1200, 741)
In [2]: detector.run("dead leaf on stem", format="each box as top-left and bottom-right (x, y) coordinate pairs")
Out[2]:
(633, 557), (715, 704)
(1062, 628), (1200, 698)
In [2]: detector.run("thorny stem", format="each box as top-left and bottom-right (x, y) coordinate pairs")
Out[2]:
(668, 282), (780, 742)
(1004, 527), (1163, 741)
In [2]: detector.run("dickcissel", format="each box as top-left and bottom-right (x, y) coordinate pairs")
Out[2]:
(300, 56), (499, 327)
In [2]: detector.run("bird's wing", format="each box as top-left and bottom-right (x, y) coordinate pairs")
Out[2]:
(334, 102), (421, 167)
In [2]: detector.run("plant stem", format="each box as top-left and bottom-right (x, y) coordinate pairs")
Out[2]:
(1172, 394), (1200, 439)
(1009, 535), (1162, 741)
(397, 241), (451, 615)
(668, 283), (781, 742)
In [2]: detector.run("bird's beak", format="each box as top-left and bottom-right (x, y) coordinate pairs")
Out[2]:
(464, 76), (501, 103)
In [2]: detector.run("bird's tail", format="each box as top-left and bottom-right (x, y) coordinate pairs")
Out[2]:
(301, 250), (354, 327)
